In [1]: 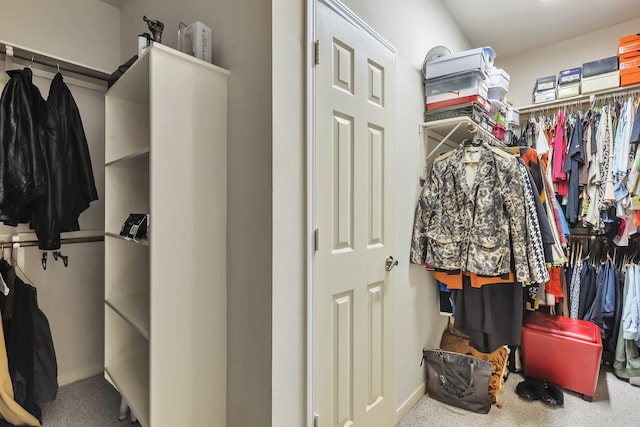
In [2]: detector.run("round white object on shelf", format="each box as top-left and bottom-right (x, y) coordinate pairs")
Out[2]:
(422, 45), (451, 78)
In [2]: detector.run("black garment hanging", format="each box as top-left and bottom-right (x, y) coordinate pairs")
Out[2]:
(453, 275), (524, 354)
(603, 267), (624, 354)
(0, 68), (48, 225)
(583, 261), (606, 326)
(578, 261), (596, 320)
(563, 113), (585, 225)
(522, 161), (555, 263)
(30, 72), (98, 250)
(0, 259), (58, 423)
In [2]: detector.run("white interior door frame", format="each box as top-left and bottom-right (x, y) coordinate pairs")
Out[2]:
(306, 1), (397, 426)
(305, 0), (315, 425)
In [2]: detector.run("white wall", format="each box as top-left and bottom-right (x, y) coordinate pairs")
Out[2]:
(272, 1), (305, 426)
(0, 0), (120, 72)
(498, 17), (640, 108)
(0, 0), (119, 386)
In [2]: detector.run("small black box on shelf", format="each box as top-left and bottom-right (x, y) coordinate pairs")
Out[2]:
(582, 56), (619, 78)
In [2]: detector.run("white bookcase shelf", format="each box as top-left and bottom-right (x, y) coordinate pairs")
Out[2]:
(105, 351), (150, 427)
(104, 43), (228, 426)
(105, 293), (150, 339)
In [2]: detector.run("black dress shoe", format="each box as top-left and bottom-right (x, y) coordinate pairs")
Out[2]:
(540, 381), (564, 407)
(515, 377), (545, 401)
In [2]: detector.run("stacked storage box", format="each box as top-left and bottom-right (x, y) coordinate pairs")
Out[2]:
(423, 47), (495, 128)
(533, 75), (557, 103)
(581, 56), (619, 94)
(487, 67), (510, 102)
(619, 33), (640, 87)
(486, 67), (510, 141)
(557, 67), (581, 99)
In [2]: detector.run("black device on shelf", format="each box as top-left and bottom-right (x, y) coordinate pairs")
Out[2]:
(120, 213), (148, 240)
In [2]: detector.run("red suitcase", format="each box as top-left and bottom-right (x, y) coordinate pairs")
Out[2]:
(521, 311), (602, 401)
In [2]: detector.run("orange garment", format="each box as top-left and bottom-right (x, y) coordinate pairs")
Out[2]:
(432, 270), (515, 289)
(545, 266), (564, 298)
(431, 270), (462, 289)
(469, 271), (514, 288)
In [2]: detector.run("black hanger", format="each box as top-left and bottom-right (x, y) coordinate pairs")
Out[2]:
(52, 250), (68, 267)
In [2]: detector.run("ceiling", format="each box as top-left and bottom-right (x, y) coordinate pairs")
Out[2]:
(440, 0), (640, 58)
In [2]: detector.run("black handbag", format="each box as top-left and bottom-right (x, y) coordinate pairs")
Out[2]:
(422, 349), (493, 414)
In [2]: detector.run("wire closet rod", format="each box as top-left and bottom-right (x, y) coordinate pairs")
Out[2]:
(1, 41), (111, 82)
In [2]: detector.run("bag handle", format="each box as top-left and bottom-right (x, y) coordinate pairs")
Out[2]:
(434, 350), (477, 398)
(439, 352), (476, 388)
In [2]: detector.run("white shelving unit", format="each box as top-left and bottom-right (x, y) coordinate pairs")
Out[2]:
(418, 116), (495, 183)
(104, 43), (229, 426)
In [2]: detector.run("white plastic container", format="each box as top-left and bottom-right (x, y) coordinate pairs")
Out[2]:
(178, 21), (212, 63)
(425, 70), (486, 98)
(426, 82), (488, 104)
(425, 47), (496, 80)
(506, 108), (519, 125)
(488, 68), (510, 91)
(487, 85), (507, 101)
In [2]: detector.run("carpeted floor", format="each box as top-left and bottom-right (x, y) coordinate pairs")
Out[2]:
(40, 374), (137, 427)
(397, 365), (639, 427)
(35, 367), (639, 426)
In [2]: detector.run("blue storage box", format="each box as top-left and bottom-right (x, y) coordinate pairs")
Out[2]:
(558, 67), (581, 85)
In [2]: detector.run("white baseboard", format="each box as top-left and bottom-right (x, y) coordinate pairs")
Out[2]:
(396, 382), (426, 423)
(58, 365), (104, 387)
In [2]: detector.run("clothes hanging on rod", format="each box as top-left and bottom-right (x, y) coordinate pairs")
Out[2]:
(0, 67), (99, 250)
(0, 313), (41, 427)
(0, 258), (57, 426)
(518, 144), (567, 266)
(615, 262), (640, 383)
(563, 236), (638, 367)
(0, 67), (47, 224)
(30, 72), (99, 250)
(517, 85), (640, 242)
(420, 85), (640, 365)
(521, 100), (636, 243)
(411, 140), (535, 282)
(411, 123), (553, 352)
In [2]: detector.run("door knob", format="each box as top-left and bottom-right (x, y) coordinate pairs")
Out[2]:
(385, 256), (398, 271)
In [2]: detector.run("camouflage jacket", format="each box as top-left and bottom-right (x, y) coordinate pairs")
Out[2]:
(410, 144), (531, 283)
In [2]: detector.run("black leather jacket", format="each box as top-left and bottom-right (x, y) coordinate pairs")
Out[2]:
(0, 69), (98, 249)
(31, 72), (98, 250)
(0, 68), (48, 225)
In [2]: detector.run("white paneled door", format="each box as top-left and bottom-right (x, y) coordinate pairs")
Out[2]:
(313, 1), (396, 426)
